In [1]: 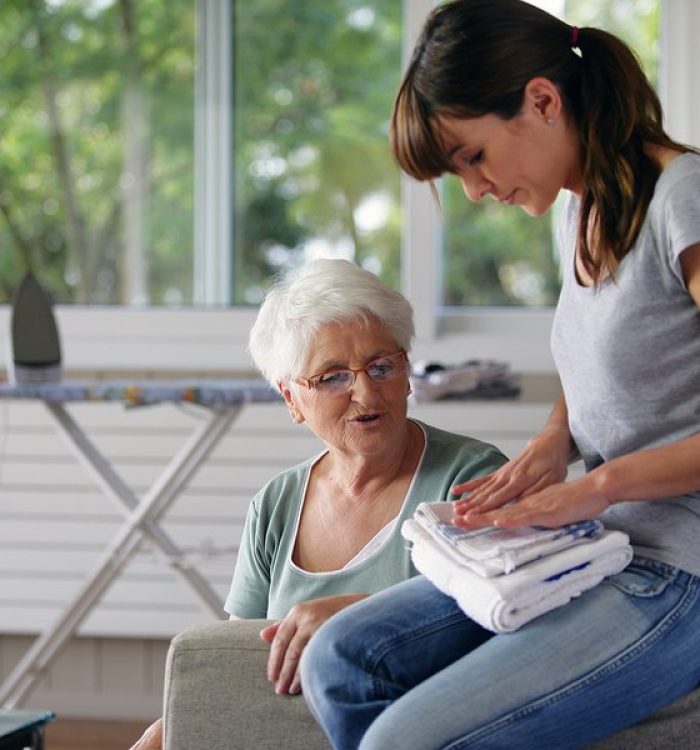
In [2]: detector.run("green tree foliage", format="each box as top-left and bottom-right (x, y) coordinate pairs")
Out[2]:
(0, 0), (195, 304)
(0, 0), (657, 308)
(0, 0), (402, 306)
(232, 0), (402, 302)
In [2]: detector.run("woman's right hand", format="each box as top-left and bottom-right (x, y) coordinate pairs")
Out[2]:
(128, 717), (163, 750)
(451, 424), (573, 525)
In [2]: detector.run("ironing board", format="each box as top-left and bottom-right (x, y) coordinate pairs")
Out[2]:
(0, 709), (54, 750)
(0, 379), (280, 708)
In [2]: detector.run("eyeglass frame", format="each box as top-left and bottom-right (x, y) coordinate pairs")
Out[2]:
(292, 349), (409, 394)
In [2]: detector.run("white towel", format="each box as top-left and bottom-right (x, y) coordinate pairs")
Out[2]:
(413, 502), (604, 576)
(402, 519), (633, 633)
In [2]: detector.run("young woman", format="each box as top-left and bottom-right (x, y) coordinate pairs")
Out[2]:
(300, 2), (700, 748)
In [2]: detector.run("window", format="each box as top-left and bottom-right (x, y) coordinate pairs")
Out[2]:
(230, 1), (402, 304)
(1, 0), (695, 375)
(0, 0), (196, 306)
(0, 0), (402, 307)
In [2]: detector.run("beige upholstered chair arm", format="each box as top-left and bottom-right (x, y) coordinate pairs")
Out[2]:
(163, 620), (329, 750)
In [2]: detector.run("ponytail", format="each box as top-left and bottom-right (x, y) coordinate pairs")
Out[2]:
(571, 27), (688, 280)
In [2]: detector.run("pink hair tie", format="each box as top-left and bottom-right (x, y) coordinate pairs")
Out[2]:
(571, 25), (580, 48)
(570, 25), (582, 57)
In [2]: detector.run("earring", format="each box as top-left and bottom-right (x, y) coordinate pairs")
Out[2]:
(546, 117), (555, 126)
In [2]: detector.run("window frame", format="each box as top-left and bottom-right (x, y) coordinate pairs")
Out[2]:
(0, 0), (696, 377)
(194, 0), (233, 306)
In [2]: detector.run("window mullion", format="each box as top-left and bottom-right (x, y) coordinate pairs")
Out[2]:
(401, 0), (441, 341)
(660, 0), (700, 146)
(194, 0), (233, 305)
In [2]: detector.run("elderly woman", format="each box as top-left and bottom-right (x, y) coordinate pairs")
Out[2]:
(128, 258), (506, 749)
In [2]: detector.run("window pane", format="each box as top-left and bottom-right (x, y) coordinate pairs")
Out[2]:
(0, 1), (402, 307)
(232, 1), (402, 304)
(441, 0), (659, 308)
(0, 0), (196, 305)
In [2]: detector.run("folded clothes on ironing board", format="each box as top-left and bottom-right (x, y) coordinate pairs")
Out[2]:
(401, 504), (633, 633)
(409, 359), (521, 401)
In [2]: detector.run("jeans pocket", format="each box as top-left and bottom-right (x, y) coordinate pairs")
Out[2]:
(605, 559), (679, 599)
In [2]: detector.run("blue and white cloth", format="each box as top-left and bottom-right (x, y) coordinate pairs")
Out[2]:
(411, 501), (603, 577)
(402, 502), (633, 633)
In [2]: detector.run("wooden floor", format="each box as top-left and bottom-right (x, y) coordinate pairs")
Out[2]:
(44, 717), (154, 750)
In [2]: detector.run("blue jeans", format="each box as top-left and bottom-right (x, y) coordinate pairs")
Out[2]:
(301, 557), (700, 750)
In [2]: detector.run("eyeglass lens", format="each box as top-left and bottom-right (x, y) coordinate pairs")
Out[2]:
(313, 353), (405, 392)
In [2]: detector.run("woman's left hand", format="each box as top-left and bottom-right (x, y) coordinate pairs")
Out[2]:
(260, 594), (366, 695)
(453, 473), (611, 529)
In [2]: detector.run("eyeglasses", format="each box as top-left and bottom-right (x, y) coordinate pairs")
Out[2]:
(294, 350), (408, 395)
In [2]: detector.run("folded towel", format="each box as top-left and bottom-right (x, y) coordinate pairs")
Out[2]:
(413, 502), (603, 576)
(402, 519), (633, 633)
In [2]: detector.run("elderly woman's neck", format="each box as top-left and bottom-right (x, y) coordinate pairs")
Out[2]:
(326, 420), (424, 498)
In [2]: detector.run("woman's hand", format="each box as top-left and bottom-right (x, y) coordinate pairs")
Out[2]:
(260, 594), (366, 696)
(128, 717), (163, 750)
(451, 425), (574, 526)
(460, 472), (611, 529)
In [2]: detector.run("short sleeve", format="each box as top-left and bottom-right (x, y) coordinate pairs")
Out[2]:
(660, 159), (700, 286)
(413, 424), (509, 505)
(224, 495), (270, 618)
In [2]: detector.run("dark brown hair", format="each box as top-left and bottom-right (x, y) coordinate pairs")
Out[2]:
(391, 0), (691, 282)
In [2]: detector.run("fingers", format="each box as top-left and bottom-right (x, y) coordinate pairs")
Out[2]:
(267, 620), (292, 682)
(459, 481), (604, 530)
(128, 718), (163, 750)
(485, 500), (573, 528)
(453, 473), (519, 515)
(455, 485), (512, 513)
(263, 596), (362, 695)
(453, 500), (547, 530)
(455, 471), (558, 517)
(274, 632), (309, 695)
(259, 621), (278, 644)
(460, 504), (556, 529)
(268, 627), (309, 695)
(451, 475), (491, 496)
(452, 478), (562, 529)
(453, 462), (564, 518)
(452, 434), (571, 516)
(266, 615), (310, 695)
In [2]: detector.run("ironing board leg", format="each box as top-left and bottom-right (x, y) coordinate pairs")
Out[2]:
(0, 405), (239, 709)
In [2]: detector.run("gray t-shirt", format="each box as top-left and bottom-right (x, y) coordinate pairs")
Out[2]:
(225, 420), (507, 619)
(551, 152), (700, 574)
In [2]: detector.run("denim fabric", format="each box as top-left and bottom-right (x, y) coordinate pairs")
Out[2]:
(301, 557), (700, 750)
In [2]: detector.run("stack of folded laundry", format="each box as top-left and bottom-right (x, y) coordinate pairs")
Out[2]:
(401, 502), (633, 633)
(409, 359), (521, 401)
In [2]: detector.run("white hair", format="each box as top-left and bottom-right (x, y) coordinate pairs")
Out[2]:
(249, 259), (415, 386)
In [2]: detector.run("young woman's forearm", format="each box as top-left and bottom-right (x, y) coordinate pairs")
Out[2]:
(591, 432), (700, 505)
